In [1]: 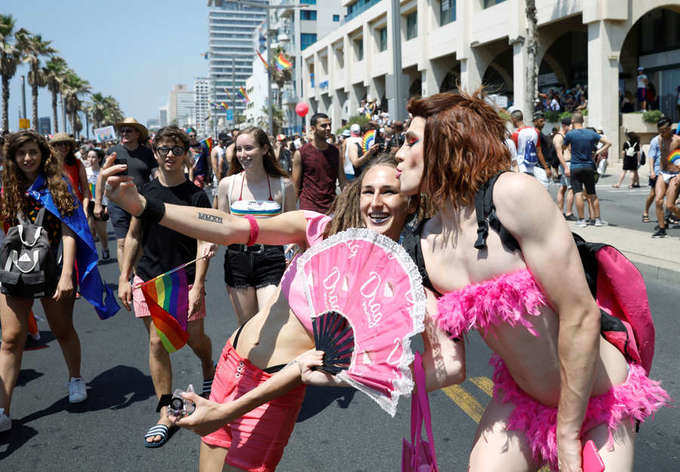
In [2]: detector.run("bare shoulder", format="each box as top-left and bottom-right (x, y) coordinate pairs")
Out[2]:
(672, 135), (680, 150)
(493, 172), (556, 231)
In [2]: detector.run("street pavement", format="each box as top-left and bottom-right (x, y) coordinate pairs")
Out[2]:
(1, 166), (679, 471)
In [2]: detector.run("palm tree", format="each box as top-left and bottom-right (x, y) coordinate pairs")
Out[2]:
(101, 95), (123, 126)
(0, 14), (22, 133)
(88, 92), (107, 129)
(17, 29), (56, 131)
(62, 69), (90, 139)
(271, 47), (293, 110)
(43, 56), (67, 133)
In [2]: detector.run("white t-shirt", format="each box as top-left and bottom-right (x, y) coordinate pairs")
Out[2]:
(637, 74), (648, 89)
(504, 137), (518, 166)
(512, 126), (540, 168)
(343, 136), (363, 176)
(550, 98), (560, 111)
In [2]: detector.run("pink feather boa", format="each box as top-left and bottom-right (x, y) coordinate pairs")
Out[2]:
(491, 355), (670, 470)
(434, 268), (547, 339)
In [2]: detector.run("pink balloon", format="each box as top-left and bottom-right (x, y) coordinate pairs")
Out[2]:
(295, 102), (309, 117)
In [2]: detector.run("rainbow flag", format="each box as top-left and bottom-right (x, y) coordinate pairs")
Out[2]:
(257, 50), (269, 70)
(238, 87), (250, 103)
(362, 129), (376, 152)
(220, 101), (229, 111)
(223, 87), (232, 98)
(201, 137), (214, 154)
(89, 182), (95, 199)
(140, 268), (190, 353)
(668, 149), (680, 166)
(276, 53), (292, 71)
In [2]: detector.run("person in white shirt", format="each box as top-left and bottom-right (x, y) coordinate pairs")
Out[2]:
(636, 66), (648, 111)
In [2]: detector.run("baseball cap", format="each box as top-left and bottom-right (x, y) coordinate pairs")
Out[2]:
(350, 123), (361, 134)
(637, 66), (644, 71)
(342, 129), (351, 137)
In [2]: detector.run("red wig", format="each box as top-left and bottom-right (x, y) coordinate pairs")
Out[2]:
(407, 89), (511, 209)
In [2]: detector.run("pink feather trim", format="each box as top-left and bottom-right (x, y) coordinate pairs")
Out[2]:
(434, 268), (547, 339)
(491, 355), (670, 470)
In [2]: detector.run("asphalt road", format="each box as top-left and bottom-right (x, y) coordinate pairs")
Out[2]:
(1, 175), (679, 471)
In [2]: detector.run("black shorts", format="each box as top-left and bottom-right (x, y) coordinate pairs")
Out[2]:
(649, 175), (658, 188)
(224, 245), (286, 289)
(108, 203), (131, 239)
(570, 166), (597, 195)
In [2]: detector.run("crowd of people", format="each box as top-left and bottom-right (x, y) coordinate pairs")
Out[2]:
(0, 88), (672, 471)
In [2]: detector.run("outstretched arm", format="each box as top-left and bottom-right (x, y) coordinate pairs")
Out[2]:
(494, 172), (600, 472)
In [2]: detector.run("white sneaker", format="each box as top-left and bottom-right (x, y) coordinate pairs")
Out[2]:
(594, 218), (608, 227)
(577, 219), (588, 227)
(0, 408), (11, 432)
(68, 377), (88, 404)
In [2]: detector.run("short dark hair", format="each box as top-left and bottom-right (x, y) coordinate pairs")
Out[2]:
(510, 110), (523, 121)
(533, 111), (544, 121)
(310, 113), (329, 126)
(572, 111), (584, 124)
(561, 116), (572, 126)
(153, 126), (190, 149)
(657, 117), (672, 128)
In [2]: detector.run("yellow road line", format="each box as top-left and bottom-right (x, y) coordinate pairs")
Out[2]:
(442, 385), (486, 423)
(469, 376), (494, 397)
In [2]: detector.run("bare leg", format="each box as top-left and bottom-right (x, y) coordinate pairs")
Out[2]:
(255, 284), (279, 311)
(565, 188), (574, 216)
(557, 186), (566, 213)
(664, 177), (680, 219)
(143, 317), (173, 444)
(613, 171), (626, 188)
(574, 192), (585, 219)
(590, 195), (601, 219)
(644, 187), (655, 217)
(632, 169), (639, 187)
(0, 295), (32, 413)
(186, 319), (215, 380)
(583, 420), (635, 471)
(654, 178), (668, 228)
(469, 395), (539, 472)
(226, 285), (259, 325)
(116, 238), (125, 270)
(199, 441), (230, 472)
(95, 220), (109, 253)
(41, 295), (80, 379)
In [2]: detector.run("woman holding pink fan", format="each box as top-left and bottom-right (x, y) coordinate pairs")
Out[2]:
(101, 154), (464, 472)
(394, 90), (668, 472)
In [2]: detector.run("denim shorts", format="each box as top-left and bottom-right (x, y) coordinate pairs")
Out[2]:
(223, 244), (286, 289)
(108, 203), (131, 239)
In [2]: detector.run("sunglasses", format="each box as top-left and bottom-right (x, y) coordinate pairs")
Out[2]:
(119, 127), (136, 134)
(155, 145), (187, 157)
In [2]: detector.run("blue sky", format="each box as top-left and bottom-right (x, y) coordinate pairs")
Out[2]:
(3, 0), (208, 133)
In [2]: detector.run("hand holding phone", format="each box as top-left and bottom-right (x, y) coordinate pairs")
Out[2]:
(582, 440), (605, 472)
(111, 152), (128, 175)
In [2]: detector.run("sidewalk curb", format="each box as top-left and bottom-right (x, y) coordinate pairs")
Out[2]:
(634, 261), (680, 287)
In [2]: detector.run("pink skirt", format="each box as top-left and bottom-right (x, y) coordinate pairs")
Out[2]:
(491, 355), (669, 470)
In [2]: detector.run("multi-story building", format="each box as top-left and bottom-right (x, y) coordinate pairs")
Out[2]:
(169, 84), (194, 129)
(302, 0), (680, 154)
(38, 117), (51, 136)
(159, 107), (168, 128)
(194, 77), (211, 136)
(208, 0), (267, 125)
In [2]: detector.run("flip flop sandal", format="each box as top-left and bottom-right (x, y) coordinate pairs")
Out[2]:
(642, 215), (650, 223)
(144, 423), (175, 448)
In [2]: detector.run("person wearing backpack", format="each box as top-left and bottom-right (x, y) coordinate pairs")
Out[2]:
(510, 110), (552, 187)
(0, 131), (118, 433)
(613, 131), (641, 189)
(393, 91), (668, 471)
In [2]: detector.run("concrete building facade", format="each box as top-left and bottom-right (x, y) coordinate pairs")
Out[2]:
(194, 77), (211, 136)
(208, 1), (267, 124)
(302, 0), (680, 154)
(168, 84), (195, 129)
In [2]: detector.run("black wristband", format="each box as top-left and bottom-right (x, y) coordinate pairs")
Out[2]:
(139, 197), (166, 225)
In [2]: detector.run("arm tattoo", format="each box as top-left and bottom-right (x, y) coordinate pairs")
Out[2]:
(197, 212), (223, 224)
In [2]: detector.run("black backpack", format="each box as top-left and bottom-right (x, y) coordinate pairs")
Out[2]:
(0, 208), (58, 298)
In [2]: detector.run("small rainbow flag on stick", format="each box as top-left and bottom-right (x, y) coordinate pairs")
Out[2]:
(201, 137), (214, 154)
(257, 50), (270, 70)
(276, 53), (292, 71)
(238, 87), (250, 103)
(139, 262), (197, 353)
(220, 102), (229, 111)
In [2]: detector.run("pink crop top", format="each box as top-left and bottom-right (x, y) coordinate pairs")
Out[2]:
(433, 268), (549, 340)
(280, 211), (332, 333)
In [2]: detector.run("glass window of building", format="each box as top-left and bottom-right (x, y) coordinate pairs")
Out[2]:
(406, 11), (417, 40)
(301, 33), (318, 50)
(484, 0), (506, 7)
(354, 37), (364, 61)
(301, 0), (316, 4)
(440, 0), (455, 26)
(378, 27), (388, 51)
(333, 14), (340, 22)
(301, 10), (317, 21)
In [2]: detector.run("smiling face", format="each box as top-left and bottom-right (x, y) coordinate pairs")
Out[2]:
(14, 140), (42, 180)
(395, 116), (425, 196)
(86, 150), (100, 170)
(359, 164), (411, 241)
(235, 132), (266, 171)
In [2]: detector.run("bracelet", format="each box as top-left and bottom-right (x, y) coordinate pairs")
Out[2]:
(139, 197), (166, 225)
(244, 214), (259, 246)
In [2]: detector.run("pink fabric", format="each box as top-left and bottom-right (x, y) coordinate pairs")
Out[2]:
(132, 275), (206, 321)
(434, 268), (548, 339)
(279, 211), (331, 332)
(202, 341), (306, 472)
(491, 355), (670, 471)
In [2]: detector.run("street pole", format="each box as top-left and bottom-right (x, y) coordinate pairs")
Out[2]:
(21, 75), (27, 120)
(389, 0), (406, 121)
(232, 58), (236, 124)
(266, 8), (274, 136)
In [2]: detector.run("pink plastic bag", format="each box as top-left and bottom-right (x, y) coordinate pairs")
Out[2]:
(402, 351), (439, 472)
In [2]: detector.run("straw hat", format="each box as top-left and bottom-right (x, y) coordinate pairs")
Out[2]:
(114, 117), (149, 141)
(49, 132), (76, 146)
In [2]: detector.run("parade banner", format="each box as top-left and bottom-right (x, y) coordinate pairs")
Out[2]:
(94, 125), (116, 143)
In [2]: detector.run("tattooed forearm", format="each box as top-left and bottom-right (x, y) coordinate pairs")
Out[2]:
(197, 212), (223, 224)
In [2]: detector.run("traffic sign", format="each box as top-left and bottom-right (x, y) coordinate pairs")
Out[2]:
(19, 118), (30, 129)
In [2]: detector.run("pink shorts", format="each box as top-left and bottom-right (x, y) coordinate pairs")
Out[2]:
(491, 355), (669, 470)
(132, 275), (206, 321)
(202, 341), (306, 472)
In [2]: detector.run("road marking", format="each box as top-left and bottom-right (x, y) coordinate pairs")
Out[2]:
(442, 384), (486, 423)
(469, 376), (494, 397)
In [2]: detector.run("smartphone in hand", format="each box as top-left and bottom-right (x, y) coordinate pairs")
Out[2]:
(113, 156), (128, 175)
(582, 440), (605, 472)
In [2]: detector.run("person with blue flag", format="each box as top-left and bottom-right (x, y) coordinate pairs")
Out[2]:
(0, 131), (118, 434)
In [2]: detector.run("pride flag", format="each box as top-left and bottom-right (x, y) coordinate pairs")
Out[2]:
(201, 137), (214, 154)
(276, 53), (292, 71)
(257, 50), (269, 70)
(668, 149), (680, 166)
(220, 101), (229, 111)
(238, 87), (250, 103)
(362, 129), (376, 152)
(140, 268), (190, 353)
